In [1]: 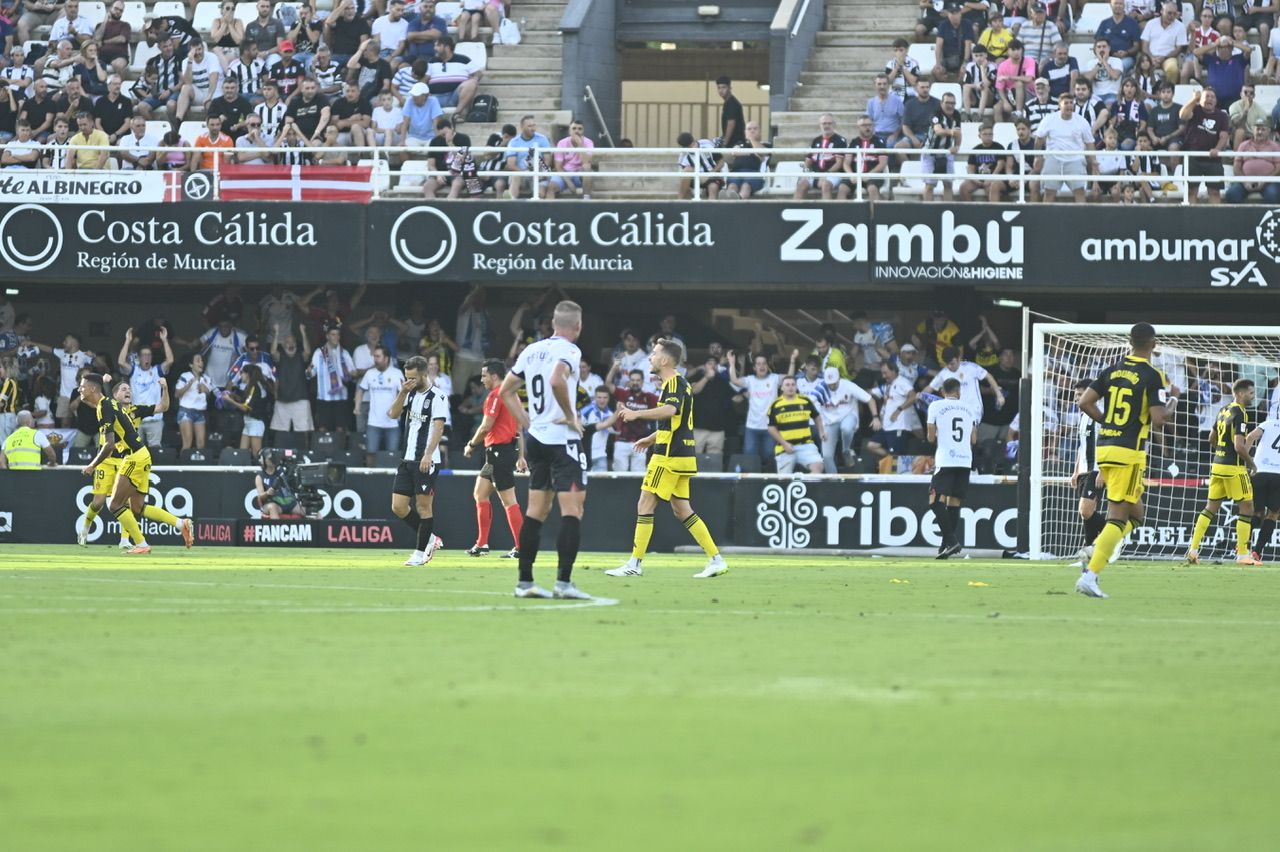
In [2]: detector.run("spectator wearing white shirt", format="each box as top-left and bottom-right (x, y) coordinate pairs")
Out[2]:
(48, 1), (96, 50)
(116, 116), (157, 171)
(1033, 91), (1095, 203)
(1082, 38), (1125, 105)
(578, 358), (604, 397)
(175, 353), (216, 450)
(371, 0), (411, 66)
(352, 323), (386, 433)
(729, 350), (781, 464)
(924, 346), (1005, 424)
(176, 40), (221, 125)
(27, 332), (94, 426)
(819, 367), (877, 473)
(1141, 2), (1189, 82)
(355, 346), (405, 465)
(307, 322), (356, 435)
(580, 386), (614, 472)
(117, 326), (174, 447)
(867, 361), (921, 465)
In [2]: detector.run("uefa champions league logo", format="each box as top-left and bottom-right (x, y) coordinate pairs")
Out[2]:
(756, 481), (818, 548)
(1255, 210), (1280, 263)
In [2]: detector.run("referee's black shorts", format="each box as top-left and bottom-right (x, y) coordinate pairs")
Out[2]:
(930, 466), (971, 500)
(392, 460), (439, 498)
(526, 435), (586, 492)
(1252, 472), (1280, 512)
(481, 440), (519, 491)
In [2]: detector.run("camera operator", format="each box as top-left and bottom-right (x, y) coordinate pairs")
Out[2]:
(254, 449), (300, 518)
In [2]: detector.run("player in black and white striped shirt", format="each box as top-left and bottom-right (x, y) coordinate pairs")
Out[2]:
(388, 355), (448, 566)
(253, 80), (287, 144)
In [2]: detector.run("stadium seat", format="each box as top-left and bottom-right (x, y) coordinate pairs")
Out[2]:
(152, 1), (188, 19)
(151, 446), (177, 466)
(1251, 44), (1264, 77)
(180, 448), (212, 465)
(357, 158), (393, 194)
(1067, 43), (1094, 67)
(698, 453), (723, 473)
(193, 1), (221, 31)
(436, 1), (462, 21)
(234, 2), (260, 25)
(178, 121), (205, 145)
(727, 453), (761, 473)
(219, 447), (253, 466)
(895, 160), (925, 196)
(1256, 85), (1280, 117)
(333, 450), (364, 468)
(79, 1), (106, 27)
(121, 1), (146, 30)
(455, 42), (488, 72)
(204, 432), (225, 457)
(992, 121), (1017, 148)
(761, 160), (804, 196)
(1180, 2), (1193, 23)
(70, 447), (96, 465)
(146, 120), (171, 141)
(131, 41), (160, 74)
(272, 430), (306, 450)
(374, 450), (399, 469)
(395, 158), (431, 190)
(345, 432), (367, 452)
(310, 431), (339, 459)
(932, 82), (961, 106)
(1074, 3), (1110, 35)
(908, 43), (936, 76)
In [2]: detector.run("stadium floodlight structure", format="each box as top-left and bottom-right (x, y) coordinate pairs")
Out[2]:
(1028, 323), (1280, 561)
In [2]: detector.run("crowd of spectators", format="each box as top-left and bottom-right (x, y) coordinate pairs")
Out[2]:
(0, 0), (612, 200)
(0, 287), (1027, 476)
(671, 2), (1280, 204)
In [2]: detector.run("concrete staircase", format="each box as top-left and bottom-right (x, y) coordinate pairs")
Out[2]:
(772, 0), (917, 150)
(460, 1), (571, 142)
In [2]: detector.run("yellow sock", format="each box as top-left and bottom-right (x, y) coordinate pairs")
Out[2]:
(113, 506), (143, 545)
(1236, 518), (1252, 555)
(83, 504), (101, 527)
(143, 504), (181, 529)
(1122, 520), (1135, 537)
(631, 514), (654, 560)
(1088, 520), (1125, 573)
(683, 513), (719, 558)
(1190, 510), (1214, 551)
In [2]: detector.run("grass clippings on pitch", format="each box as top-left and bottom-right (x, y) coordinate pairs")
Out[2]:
(2, 546), (1278, 852)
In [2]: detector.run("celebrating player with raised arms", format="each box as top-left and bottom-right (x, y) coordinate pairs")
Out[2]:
(607, 337), (728, 579)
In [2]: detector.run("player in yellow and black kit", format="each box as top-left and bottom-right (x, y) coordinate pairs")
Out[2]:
(77, 377), (194, 550)
(1076, 323), (1179, 598)
(1187, 379), (1259, 565)
(606, 338), (728, 579)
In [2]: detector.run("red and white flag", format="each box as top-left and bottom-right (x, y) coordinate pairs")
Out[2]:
(219, 164), (375, 202)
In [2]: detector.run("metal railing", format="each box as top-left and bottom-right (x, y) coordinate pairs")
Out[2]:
(31, 142), (1280, 204)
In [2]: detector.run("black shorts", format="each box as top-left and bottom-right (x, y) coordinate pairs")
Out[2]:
(482, 440), (519, 491)
(314, 399), (351, 432)
(392, 460), (439, 498)
(1252, 472), (1280, 512)
(527, 435), (586, 493)
(1077, 470), (1101, 502)
(931, 466), (970, 500)
(1187, 155), (1224, 187)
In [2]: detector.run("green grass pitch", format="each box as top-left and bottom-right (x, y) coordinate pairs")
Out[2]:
(2, 545), (1278, 851)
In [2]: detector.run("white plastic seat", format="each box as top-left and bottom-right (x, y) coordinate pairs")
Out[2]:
(1074, 3), (1110, 36)
(130, 40), (160, 73)
(178, 120), (205, 145)
(121, 1), (146, 30)
(193, 2), (221, 31)
(761, 160), (803, 196)
(152, 1), (189, 18)
(436, 2), (462, 21)
(145, 120), (171, 140)
(235, 2), (262, 25)
(992, 121), (1017, 148)
(1172, 84), (1202, 106)
(908, 43), (936, 76)
(79, 1), (107, 27)
(1255, 85), (1280, 117)
(896, 160), (924, 195)
(1068, 43), (1095, 67)
(932, 82), (961, 105)
(358, 158), (392, 193)
(455, 41), (487, 72)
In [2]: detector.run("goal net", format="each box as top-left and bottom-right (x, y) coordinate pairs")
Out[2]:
(1029, 324), (1280, 561)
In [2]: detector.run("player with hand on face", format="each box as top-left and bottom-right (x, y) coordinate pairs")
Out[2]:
(607, 338), (728, 579)
(387, 355), (448, 566)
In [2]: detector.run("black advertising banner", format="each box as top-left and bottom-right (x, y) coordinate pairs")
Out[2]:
(0, 202), (359, 283)
(731, 478), (1019, 551)
(0, 468), (733, 552)
(3, 199), (1279, 288)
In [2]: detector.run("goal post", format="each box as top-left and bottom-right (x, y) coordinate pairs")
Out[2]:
(1028, 323), (1280, 561)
